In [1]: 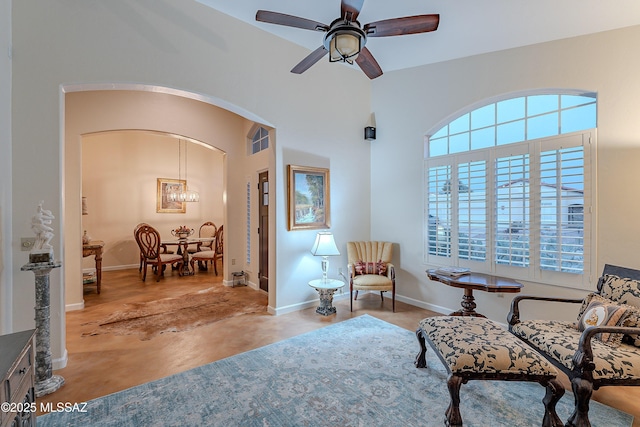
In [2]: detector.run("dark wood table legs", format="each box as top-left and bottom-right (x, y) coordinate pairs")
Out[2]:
(450, 288), (485, 317)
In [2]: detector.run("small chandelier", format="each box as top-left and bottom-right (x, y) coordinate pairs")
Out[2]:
(324, 19), (366, 65)
(168, 139), (200, 203)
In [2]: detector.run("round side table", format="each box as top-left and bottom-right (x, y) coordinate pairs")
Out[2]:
(309, 278), (345, 316)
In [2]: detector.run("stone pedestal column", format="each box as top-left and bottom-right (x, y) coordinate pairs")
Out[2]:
(21, 261), (65, 397)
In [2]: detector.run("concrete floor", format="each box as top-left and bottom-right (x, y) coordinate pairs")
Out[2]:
(37, 267), (639, 426)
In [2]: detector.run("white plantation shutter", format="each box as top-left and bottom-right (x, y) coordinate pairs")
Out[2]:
(425, 131), (594, 289)
(494, 152), (530, 269)
(425, 163), (452, 258)
(457, 161), (487, 263)
(534, 133), (592, 287)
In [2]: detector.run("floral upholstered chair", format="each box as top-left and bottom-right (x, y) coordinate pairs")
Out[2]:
(347, 241), (396, 312)
(508, 264), (640, 427)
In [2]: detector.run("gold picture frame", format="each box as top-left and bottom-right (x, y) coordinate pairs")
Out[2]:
(156, 178), (186, 213)
(287, 165), (330, 231)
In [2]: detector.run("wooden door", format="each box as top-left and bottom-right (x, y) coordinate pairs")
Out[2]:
(258, 171), (269, 292)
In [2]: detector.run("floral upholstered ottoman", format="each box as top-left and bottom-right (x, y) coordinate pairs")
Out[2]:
(415, 316), (564, 427)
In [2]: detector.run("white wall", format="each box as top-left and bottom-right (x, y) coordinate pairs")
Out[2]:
(371, 25), (640, 323)
(9, 0), (372, 364)
(0, 0), (11, 334)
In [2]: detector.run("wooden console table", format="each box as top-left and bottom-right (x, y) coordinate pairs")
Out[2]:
(83, 240), (104, 294)
(426, 269), (522, 317)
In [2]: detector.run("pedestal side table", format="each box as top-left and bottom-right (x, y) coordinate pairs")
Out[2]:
(309, 279), (345, 316)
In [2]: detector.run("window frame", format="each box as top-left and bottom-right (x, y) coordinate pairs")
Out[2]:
(424, 91), (597, 290)
(248, 125), (270, 156)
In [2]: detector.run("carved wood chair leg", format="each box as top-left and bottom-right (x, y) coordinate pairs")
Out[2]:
(380, 291), (384, 301)
(567, 377), (593, 427)
(354, 290), (359, 300)
(414, 329), (427, 368)
(446, 374), (463, 427)
(541, 378), (565, 427)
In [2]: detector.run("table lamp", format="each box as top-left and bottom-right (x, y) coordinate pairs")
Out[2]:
(310, 232), (340, 281)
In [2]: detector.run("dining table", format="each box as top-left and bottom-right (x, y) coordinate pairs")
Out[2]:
(161, 237), (215, 276)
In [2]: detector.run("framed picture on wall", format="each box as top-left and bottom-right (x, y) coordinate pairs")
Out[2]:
(287, 165), (330, 230)
(157, 178), (186, 213)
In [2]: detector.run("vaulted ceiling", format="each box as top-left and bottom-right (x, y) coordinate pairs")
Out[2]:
(196, 0), (640, 73)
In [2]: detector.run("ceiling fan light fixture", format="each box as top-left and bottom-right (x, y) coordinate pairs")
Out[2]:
(324, 20), (365, 64)
(329, 31), (361, 63)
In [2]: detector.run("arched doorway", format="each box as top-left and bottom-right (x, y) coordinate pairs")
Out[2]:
(63, 85), (273, 313)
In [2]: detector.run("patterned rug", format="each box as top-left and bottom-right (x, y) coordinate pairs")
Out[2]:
(80, 285), (267, 340)
(38, 315), (632, 427)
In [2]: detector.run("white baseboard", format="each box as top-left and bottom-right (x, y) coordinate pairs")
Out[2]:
(65, 301), (85, 312)
(53, 348), (68, 370)
(269, 299), (318, 316)
(394, 294), (451, 315)
(103, 264), (138, 271)
(268, 290), (350, 316)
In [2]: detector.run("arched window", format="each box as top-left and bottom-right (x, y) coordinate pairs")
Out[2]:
(424, 91), (596, 289)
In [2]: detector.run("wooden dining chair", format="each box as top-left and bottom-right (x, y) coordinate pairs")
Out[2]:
(190, 249), (216, 274)
(188, 221), (217, 254)
(213, 225), (223, 275)
(135, 224), (184, 281)
(191, 225), (223, 275)
(134, 222), (149, 273)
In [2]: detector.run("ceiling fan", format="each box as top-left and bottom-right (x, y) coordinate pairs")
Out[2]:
(256, 0), (439, 79)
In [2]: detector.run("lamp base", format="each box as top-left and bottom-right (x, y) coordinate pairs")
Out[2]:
(321, 257), (330, 281)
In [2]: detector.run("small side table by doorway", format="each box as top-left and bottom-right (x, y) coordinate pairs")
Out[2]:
(83, 240), (104, 294)
(309, 279), (345, 316)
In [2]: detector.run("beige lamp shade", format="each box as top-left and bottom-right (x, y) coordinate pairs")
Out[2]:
(310, 232), (340, 256)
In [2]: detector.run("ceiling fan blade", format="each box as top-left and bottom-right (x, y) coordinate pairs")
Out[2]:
(341, 0), (364, 22)
(355, 47), (383, 80)
(364, 14), (439, 37)
(291, 46), (328, 74)
(256, 10), (329, 32)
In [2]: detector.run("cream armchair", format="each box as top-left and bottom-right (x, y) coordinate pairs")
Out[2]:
(347, 241), (396, 312)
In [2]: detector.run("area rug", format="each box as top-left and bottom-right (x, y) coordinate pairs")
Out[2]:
(81, 285), (267, 340)
(39, 315), (632, 427)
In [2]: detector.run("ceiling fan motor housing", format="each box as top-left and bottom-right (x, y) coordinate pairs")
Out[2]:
(324, 18), (367, 63)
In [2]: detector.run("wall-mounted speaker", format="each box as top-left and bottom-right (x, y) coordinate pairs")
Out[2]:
(364, 126), (376, 141)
